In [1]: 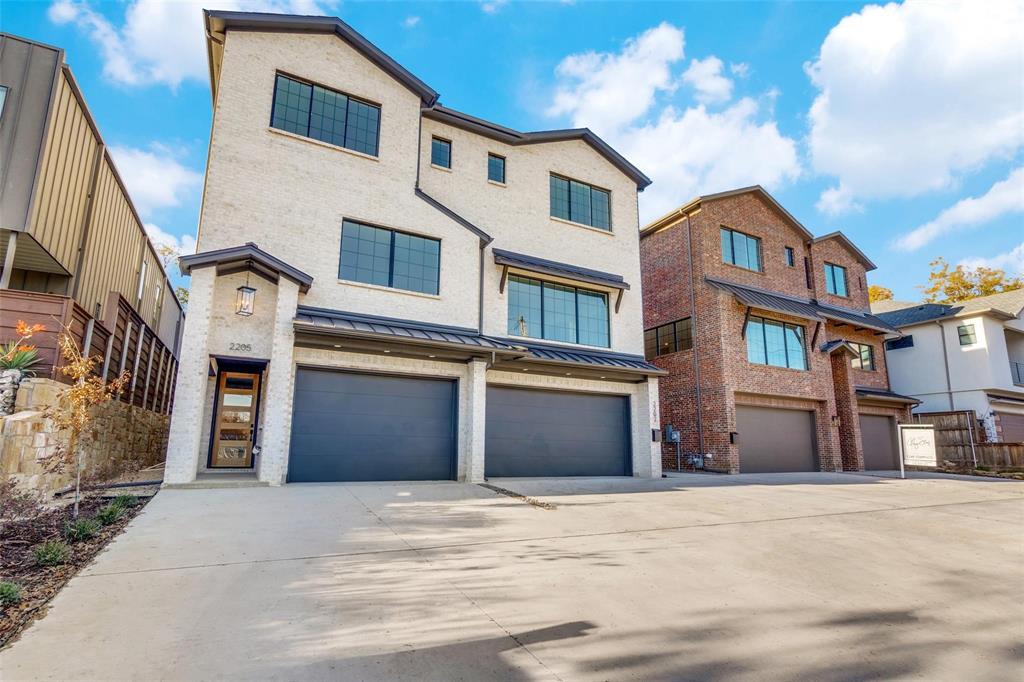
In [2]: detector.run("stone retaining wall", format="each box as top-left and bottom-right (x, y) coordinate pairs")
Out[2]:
(0, 379), (168, 495)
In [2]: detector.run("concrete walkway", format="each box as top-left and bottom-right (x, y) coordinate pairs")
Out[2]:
(2, 472), (1023, 681)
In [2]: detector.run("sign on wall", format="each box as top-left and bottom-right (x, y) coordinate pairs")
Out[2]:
(897, 424), (938, 477)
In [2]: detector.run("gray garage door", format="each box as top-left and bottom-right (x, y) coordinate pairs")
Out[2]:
(287, 368), (456, 482)
(485, 387), (631, 477)
(736, 405), (817, 473)
(860, 414), (899, 470)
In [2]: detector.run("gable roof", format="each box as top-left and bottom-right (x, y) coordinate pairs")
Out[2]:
(874, 288), (1024, 328)
(423, 105), (652, 190)
(641, 186), (815, 241)
(813, 231), (877, 271)
(204, 10), (438, 105)
(179, 242), (314, 292)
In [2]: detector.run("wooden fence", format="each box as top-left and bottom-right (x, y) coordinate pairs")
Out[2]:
(914, 410), (1024, 468)
(0, 289), (178, 414)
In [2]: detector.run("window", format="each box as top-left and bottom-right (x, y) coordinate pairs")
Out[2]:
(785, 246), (795, 267)
(824, 262), (848, 296)
(339, 220), (440, 295)
(957, 324), (977, 346)
(136, 260), (147, 303)
(0, 86), (8, 119)
(850, 342), (875, 371)
(644, 318), (693, 359)
(431, 137), (451, 168)
(549, 175), (611, 230)
(487, 153), (505, 183)
(746, 316), (806, 370)
(720, 227), (762, 271)
(507, 275), (609, 347)
(270, 74), (380, 156)
(885, 335), (914, 351)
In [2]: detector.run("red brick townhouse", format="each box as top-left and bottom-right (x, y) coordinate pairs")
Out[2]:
(640, 186), (919, 474)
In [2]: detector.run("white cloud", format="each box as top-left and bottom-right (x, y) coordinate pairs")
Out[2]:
(547, 24), (798, 222)
(807, 0), (1024, 214)
(960, 242), (1024, 275)
(481, 0), (508, 14)
(816, 184), (861, 217)
(547, 23), (684, 135)
(682, 56), (733, 105)
(108, 145), (203, 217)
(729, 62), (750, 78)
(402, 15), (420, 28)
(145, 223), (197, 269)
(893, 167), (1024, 251)
(48, 0), (338, 89)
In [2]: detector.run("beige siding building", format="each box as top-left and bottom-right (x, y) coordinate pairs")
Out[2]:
(165, 11), (664, 486)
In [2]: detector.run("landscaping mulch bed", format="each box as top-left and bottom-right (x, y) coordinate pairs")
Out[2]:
(0, 492), (154, 649)
(936, 466), (1024, 480)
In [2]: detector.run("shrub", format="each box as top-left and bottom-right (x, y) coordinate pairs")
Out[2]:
(112, 494), (139, 509)
(0, 581), (22, 607)
(96, 503), (124, 526)
(64, 517), (101, 542)
(33, 540), (70, 567)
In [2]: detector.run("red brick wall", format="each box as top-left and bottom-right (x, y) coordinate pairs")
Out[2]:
(810, 236), (871, 311)
(825, 324), (890, 390)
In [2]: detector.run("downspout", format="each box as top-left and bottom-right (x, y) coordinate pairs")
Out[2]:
(478, 243), (486, 332)
(686, 213), (706, 460)
(937, 320), (954, 410)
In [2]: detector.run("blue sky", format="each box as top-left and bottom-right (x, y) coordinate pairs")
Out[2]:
(4, 0), (1022, 299)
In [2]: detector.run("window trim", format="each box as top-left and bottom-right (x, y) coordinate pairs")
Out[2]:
(487, 152), (506, 184)
(644, 318), (693, 360)
(720, 226), (763, 272)
(136, 260), (147, 304)
(824, 262), (849, 297)
(746, 315), (807, 371)
(0, 85), (8, 120)
(850, 342), (875, 371)
(507, 274), (611, 348)
(784, 246), (795, 268)
(269, 71), (382, 158)
(338, 219), (442, 296)
(885, 335), (914, 351)
(957, 323), (977, 346)
(431, 136), (452, 169)
(548, 173), (613, 232)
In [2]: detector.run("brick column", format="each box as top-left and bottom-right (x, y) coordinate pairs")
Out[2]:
(256, 278), (300, 485)
(163, 267), (215, 485)
(632, 377), (662, 478)
(461, 358), (488, 482)
(829, 350), (864, 471)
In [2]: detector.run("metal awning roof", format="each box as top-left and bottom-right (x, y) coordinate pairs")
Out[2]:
(179, 242), (313, 293)
(855, 387), (921, 405)
(816, 302), (898, 334)
(493, 249), (630, 290)
(497, 338), (667, 376)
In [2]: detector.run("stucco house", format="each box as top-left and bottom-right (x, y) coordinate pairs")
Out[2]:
(640, 187), (918, 474)
(873, 290), (1024, 443)
(163, 11), (664, 486)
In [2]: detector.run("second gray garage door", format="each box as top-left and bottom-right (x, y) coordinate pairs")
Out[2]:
(288, 368), (456, 482)
(859, 414), (899, 470)
(485, 386), (631, 477)
(736, 405), (817, 473)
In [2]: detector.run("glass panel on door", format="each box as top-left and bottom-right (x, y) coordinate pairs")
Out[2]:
(211, 371), (260, 468)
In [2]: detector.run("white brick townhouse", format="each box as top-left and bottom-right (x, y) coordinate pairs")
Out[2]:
(164, 10), (664, 485)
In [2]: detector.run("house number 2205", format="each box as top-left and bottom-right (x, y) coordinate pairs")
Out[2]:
(229, 342), (252, 352)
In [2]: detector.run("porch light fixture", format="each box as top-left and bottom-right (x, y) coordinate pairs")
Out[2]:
(235, 265), (256, 317)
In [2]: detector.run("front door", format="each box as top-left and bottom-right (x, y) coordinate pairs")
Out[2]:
(210, 371), (261, 468)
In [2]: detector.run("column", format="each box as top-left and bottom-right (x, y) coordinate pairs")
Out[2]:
(256, 278), (300, 485)
(163, 267), (216, 484)
(461, 358), (488, 482)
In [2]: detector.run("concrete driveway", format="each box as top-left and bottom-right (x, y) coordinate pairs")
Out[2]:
(3, 472), (1023, 681)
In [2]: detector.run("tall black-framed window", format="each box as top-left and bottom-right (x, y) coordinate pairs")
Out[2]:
(824, 262), (848, 296)
(339, 220), (440, 295)
(957, 324), (977, 346)
(850, 342), (875, 371)
(644, 318), (693, 360)
(270, 73), (380, 156)
(784, 246), (795, 267)
(720, 227), (761, 271)
(0, 86), (8, 119)
(549, 174), (611, 230)
(431, 137), (451, 168)
(746, 316), (806, 370)
(488, 153), (505, 183)
(507, 275), (609, 347)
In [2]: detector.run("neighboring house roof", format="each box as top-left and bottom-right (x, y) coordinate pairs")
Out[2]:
(202, 12), (649, 190)
(492, 249), (629, 290)
(874, 288), (1024, 328)
(705, 276), (899, 334)
(203, 11), (438, 104)
(414, 188), (492, 244)
(855, 386), (921, 405)
(179, 242), (314, 293)
(813, 231), (877, 271)
(869, 299), (918, 314)
(495, 338), (667, 376)
(423, 105), (652, 190)
(641, 185), (815, 242)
